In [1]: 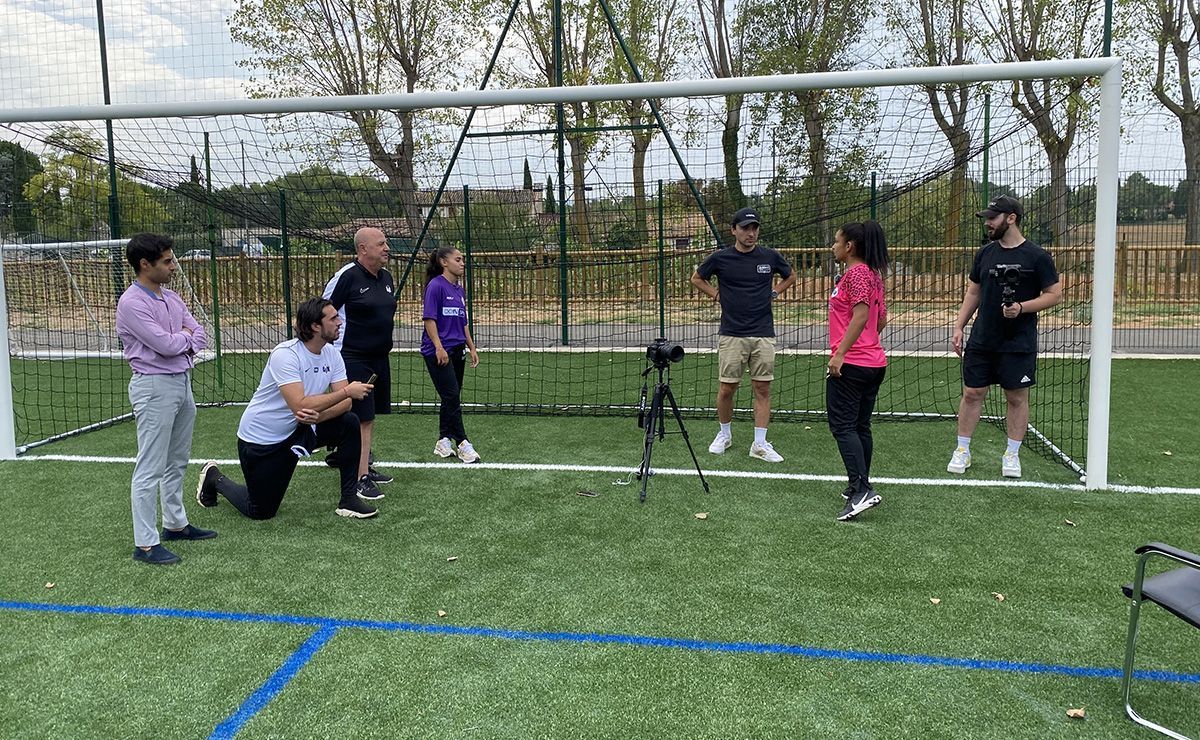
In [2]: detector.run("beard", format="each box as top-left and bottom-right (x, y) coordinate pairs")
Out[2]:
(988, 221), (1010, 241)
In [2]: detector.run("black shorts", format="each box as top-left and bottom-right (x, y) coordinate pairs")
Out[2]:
(344, 355), (391, 422)
(962, 348), (1036, 390)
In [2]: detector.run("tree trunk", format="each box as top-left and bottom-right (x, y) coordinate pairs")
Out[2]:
(398, 112), (420, 236)
(801, 92), (831, 247)
(1183, 116), (1200, 247)
(631, 127), (651, 247)
(568, 135), (591, 247)
(1048, 145), (1070, 248)
(723, 93), (745, 210)
(945, 129), (971, 249)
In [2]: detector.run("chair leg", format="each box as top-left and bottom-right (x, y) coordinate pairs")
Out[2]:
(1122, 599), (1194, 740)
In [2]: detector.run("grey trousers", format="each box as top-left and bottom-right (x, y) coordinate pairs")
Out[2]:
(128, 372), (195, 547)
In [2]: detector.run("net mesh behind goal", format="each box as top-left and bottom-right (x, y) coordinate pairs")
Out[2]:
(1, 75), (1100, 471)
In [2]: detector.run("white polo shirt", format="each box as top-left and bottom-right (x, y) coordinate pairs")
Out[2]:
(237, 339), (348, 445)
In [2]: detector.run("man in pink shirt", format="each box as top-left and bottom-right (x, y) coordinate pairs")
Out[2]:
(115, 233), (216, 564)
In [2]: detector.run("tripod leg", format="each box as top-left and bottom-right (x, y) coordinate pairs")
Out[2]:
(663, 384), (710, 494)
(639, 384), (667, 503)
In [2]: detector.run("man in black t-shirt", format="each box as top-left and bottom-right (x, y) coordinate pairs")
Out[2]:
(948, 196), (1061, 479)
(322, 226), (398, 496)
(691, 207), (797, 463)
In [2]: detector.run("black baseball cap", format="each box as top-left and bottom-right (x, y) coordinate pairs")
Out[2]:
(976, 195), (1023, 221)
(731, 207), (761, 227)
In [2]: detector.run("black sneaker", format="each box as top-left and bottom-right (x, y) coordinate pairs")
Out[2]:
(132, 544), (181, 565)
(354, 476), (385, 501)
(324, 449), (340, 468)
(336, 495), (378, 519)
(196, 461), (220, 507)
(366, 466), (393, 484)
(161, 524), (218, 541)
(836, 490), (882, 522)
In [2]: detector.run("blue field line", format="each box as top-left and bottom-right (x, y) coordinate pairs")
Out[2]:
(3, 599), (1197, 686)
(209, 624), (338, 740)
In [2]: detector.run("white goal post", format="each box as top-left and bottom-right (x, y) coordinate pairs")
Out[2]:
(0, 58), (1122, 488)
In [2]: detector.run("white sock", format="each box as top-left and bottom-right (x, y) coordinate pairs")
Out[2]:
(754, 427), (767, 445)
(719, 422), (731, 438)
(1006, 438), (1022, 455)
(957, 436), (971, 452)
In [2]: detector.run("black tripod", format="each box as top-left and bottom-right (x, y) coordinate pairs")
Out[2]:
(636, 364), (710, 502)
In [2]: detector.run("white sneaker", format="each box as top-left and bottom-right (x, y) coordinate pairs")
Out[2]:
(749, 440), (783, 463)
(457, 440), (480, 464)
(947, 446), (971, 474)
(433, 437), (455, 458)
(708, 433), (732, 454)
(1002, 451), (1022, 478)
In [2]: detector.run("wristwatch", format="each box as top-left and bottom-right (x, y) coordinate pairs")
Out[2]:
(770, 290), (779, 299)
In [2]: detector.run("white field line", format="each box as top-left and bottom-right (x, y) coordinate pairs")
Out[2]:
(14, 454), (1200, 496)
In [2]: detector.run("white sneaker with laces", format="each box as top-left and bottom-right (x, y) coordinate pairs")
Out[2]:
(708, 433), (732, 454)
(457, 440), (481, 464)
(433, 437), (456, 458)
(749, 440), (783, 463)
(947, 446), (971, 474)
(1001, 451), (1022, 478)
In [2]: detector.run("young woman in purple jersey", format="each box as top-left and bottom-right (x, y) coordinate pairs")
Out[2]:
(421, 245), (482, 463)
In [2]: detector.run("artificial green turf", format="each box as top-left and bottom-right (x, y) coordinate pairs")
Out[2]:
(0, 613), (313, 739)
(0, 358), (1195, 737)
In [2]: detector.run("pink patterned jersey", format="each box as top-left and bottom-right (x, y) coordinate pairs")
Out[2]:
(828, 263), (888, 368)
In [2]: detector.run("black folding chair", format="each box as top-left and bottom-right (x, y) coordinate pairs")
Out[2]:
(1121, 542), (1200, 740)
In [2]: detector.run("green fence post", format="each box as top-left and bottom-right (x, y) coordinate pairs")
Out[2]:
(280, 189), (293, 339)
(982, 92), (991, 245)
(658, 180), (665, 337)
(204, 132), (223, 387)
(463, 186), (474, 319)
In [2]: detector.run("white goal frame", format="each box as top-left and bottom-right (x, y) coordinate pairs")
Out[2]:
(0, 58), (1122, 488)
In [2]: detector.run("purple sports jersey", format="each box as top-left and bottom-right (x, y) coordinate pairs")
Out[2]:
(420, 275), (468, 356)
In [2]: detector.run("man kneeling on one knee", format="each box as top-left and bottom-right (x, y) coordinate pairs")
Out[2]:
(196, 298), (381, 519)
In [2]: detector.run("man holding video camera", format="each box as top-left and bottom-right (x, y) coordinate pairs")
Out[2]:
(948, 196), (1061, 478)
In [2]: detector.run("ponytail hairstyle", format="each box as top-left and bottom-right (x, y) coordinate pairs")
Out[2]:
(839, 220), (890, 274)
(425, 244), (459, 284)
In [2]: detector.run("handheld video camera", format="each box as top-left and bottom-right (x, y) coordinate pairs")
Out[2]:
(645, 337), (684, 368)
(988, 263), (1030, 307)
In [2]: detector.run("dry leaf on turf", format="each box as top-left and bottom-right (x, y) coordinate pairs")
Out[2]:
(694, 512), (709, 520)
(446, 556), (459, 562)
(1064, 519), (1076, 527)
(1066, 707), (1086, 719)
(44, 582), (55, 589)
(929, 598), (942, 605)
(992, 592), (1005, 602)
(1163, 450), (1173, 456)
(437, 610), (448, 618)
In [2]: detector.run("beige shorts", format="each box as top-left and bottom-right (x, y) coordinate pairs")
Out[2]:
(717, 336), (776, 383)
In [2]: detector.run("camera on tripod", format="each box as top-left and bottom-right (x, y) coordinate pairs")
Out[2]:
(645, 337), (684, 368)
(989, 263), (1030, 306)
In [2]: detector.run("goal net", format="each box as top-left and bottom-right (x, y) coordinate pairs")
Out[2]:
(0, 60), (1120, 483)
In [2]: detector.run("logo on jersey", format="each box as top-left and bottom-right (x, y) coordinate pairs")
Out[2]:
(359, 286), (370, 293)
(310, 365), (331, 374)
(441, 307), (465, 318)
(757, 264), (772, 274)
(385, 285), (393, 293)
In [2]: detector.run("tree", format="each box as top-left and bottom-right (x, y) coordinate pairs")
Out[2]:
(1124, 0), (1200, 243)
(22, 127), (169, 240)
(607, 0), (691, 246)
(978, 0), (1107, 246)
(885, 0), (979, 248)
(744, 0), (878, 245)
(0, 141), (41, 237)
(545, 175), (557, 214)
(695, 0), (749, 209)
(1118, 171), (1174, 223)
(523, 158), (534, 190)
(510, 0), (615, 246)
(230, 0), (491, 234)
